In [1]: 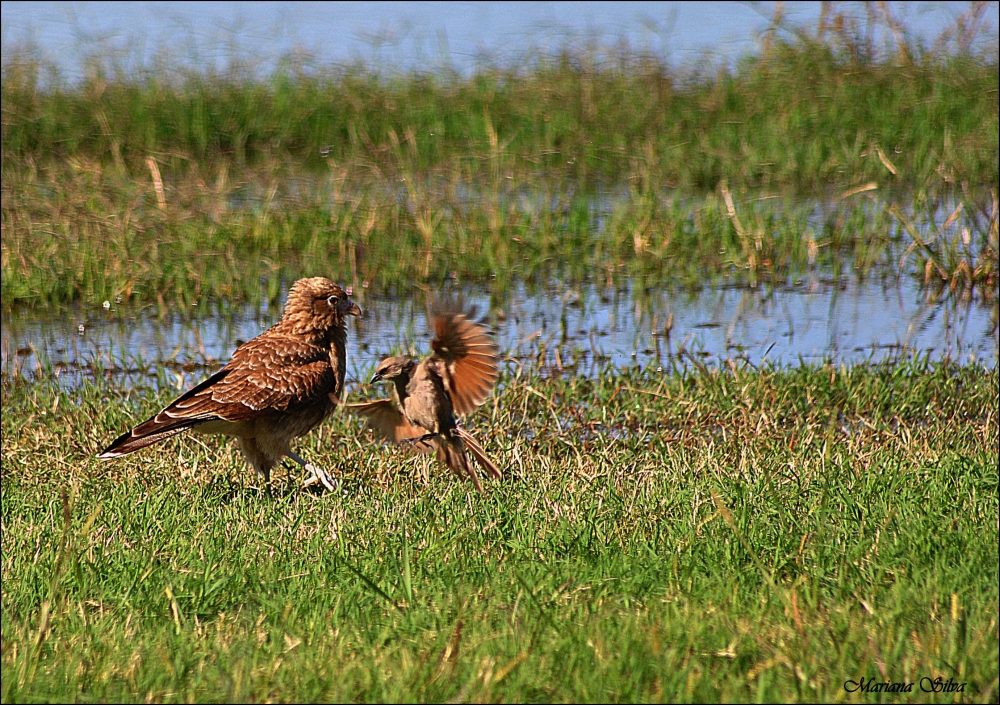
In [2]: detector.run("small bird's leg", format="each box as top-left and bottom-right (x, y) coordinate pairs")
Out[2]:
(287, 450), (338, 492)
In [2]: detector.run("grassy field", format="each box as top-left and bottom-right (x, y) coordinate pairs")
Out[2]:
(2, 6), (998, 702)
(3, 10), (997, 190)
(2, 358), (997, 701)
(2, 146), (996, 312)
(2, 7), (998, 310)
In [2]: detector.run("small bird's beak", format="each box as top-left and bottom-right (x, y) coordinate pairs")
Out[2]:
(370, 372), (383, 384)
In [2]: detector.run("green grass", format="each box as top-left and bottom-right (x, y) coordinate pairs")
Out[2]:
(2, 358), (997, 701)
(3, 160), (996, 312)
(0, 6), (1000, 311)
(3, 7), (997, 311)
(2, 16), (997, 191)
(3, 8), (997, 701)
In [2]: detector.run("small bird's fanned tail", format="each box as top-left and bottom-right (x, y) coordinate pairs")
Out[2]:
(455, 427), (502, 480)
(435, 437), (484, 495)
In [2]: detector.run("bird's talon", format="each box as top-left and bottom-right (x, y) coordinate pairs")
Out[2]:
(304, 463), (338, 492)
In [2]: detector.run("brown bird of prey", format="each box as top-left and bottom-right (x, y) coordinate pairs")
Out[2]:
(97, 277), (361, 493)
(347, 304), (502, 493)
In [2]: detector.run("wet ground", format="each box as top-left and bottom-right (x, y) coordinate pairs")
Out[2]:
(3, 273), (997, 392)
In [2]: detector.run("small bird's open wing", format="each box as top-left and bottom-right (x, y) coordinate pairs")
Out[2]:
(345, 399), (434, 453)
(98, 335), (336, 458)
(429, 311), (499, 416)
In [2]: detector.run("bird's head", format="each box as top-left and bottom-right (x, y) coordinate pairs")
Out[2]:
(279, 277), (361, 339)
(371, 356), (415, 384)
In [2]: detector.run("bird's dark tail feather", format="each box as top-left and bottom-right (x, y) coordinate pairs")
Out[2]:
(96, 422), (195, 459)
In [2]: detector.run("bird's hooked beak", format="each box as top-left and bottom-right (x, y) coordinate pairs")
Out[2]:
(341, 298), (362, 317)
(370, 371), (383, 384)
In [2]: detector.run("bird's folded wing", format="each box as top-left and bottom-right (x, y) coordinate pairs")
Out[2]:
(345, 399), (434, 453)
(135, 337), (335, 435)
(430, 312), (499, 416)
(206, 338), (336, 414)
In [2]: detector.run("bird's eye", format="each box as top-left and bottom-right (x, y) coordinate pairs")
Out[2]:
(327, 295), (339, 306)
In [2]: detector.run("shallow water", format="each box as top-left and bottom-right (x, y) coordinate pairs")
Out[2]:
(3, 274), (996, 392)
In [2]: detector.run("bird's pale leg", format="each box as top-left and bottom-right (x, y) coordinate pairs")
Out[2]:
(287, 450), (338, 492)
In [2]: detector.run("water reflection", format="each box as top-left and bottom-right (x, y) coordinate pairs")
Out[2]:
(2, 275), (997, 391)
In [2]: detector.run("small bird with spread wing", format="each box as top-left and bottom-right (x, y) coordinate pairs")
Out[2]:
(97, 277), (361, 493)
(347, 304), (502, 493)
